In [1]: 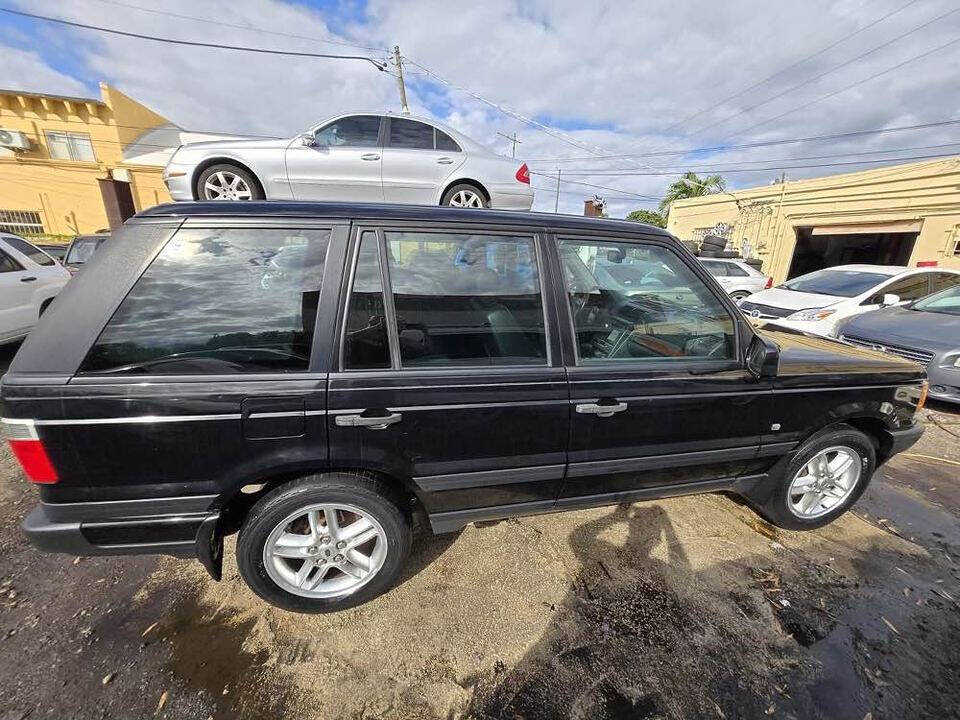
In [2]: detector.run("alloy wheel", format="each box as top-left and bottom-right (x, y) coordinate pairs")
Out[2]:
(448, 189), (484, 208)
(202, 171), (253, 200)
(263, 502), (388, 599)
(786, 445), (862, 519)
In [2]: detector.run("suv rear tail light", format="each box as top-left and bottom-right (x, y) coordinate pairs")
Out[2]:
(515, 163), (530, 184)
(764, 276), (773, 289)
(2, 419), (58, 484)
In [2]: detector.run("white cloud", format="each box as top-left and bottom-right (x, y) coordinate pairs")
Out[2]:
(4, 0), (960, 216)
(0, 46), (90, 98)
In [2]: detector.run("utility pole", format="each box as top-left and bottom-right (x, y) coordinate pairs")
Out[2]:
(554, 168), (562, 213)
(497, 131), (521, 158)
(393, 45), (410, 114)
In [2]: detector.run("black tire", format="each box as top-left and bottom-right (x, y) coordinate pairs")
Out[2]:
(38, 298), (53, 317)
(701, 234), (727, 251)
(699, 249), (720, 258)
(236, 473), (411, 612)
(195, 163), (264, 201)
(441, 183), (489, 208)
(756, 424), (876, 530)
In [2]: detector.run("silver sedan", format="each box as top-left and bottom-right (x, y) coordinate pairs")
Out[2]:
(163, 112), (534, 210)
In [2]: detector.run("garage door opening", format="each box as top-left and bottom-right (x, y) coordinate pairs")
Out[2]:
(787, 223), (919, 279)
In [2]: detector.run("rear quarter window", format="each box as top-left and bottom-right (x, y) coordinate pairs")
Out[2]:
(2, 235), (55, 266)
(80, 227), (330, 375)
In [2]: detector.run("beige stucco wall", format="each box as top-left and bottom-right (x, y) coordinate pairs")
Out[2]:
(666, 157), (960, 281)
(0, 83), (172, 237)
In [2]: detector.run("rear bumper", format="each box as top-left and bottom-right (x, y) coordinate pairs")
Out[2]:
(487, 183), (534, 211)
(22, 494), (224, 578)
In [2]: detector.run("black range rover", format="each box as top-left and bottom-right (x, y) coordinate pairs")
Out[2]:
(0, 202), (926, 612)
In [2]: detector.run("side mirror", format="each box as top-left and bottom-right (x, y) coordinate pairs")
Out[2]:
(746, 333), (780, 380)
(880, 293), (901, 307)
(299, 132), (316, 147)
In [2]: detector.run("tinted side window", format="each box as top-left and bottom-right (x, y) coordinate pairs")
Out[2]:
(700, 260), (726, 276)
(81, 228), (329, 374)
(343, 231), (391, 370)
(314, 116), (381, 147)
(883, 273), (930, 302)
(560, 239), (735, 362)
(932, 272), (960, 293)
(385, 231), (546, 367)
(3, 236), (54, 266)
(0, 249), (23, 273)
(435, 129), (461, 152)
(389, 118), (435, 150)
(724, 262), (749, 277)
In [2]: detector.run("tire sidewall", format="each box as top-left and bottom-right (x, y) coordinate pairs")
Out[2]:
(237, 475), (411, 613)
(196, 164), (263, 201)
(766, 425), (876, 530)
(441, 183), (488, 208)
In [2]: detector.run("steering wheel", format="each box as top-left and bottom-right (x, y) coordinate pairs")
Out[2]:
(683, 335), (727, 358)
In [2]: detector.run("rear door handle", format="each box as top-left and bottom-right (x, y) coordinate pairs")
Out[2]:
(575, 402), (627, 418)
(335, 412), (402, 429)
(360, 153), (381, 161)
(436, 157), (454, 164)
(20, 276), (37, 283)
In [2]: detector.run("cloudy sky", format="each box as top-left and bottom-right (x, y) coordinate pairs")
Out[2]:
(2, 0), (960, 216)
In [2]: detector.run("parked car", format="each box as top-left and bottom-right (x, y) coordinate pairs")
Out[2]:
(738, 264), (960, 336)
(2, 202), (926, 613)
(699, 258), (772, 299)
(0, 233), (70, 345)
(63, 234), (109, 275)
(163, 112), (534, 210)
(36, 243), (68, 262)
(838, 282), (960, 404)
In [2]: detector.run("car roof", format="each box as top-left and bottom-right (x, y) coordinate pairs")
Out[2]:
(135, 201), (675, 237)
(818, 264), (908, 275)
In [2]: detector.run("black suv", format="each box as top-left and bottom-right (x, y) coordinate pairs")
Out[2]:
(1, 203), (926, 612)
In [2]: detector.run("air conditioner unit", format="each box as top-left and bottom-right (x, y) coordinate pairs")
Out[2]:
(0, 129), (31, 151)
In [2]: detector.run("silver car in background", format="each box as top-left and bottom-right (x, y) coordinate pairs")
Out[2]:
(698, 258), (772, 300)
(163, 112), (534, 210)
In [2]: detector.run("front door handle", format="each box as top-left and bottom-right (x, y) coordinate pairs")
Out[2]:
(360, 153), (381, 161)
(436, 157), (454, 164)
(575, 402), (627, 418)
(335, 412), (402, 429)
(20, 276), (37, 283)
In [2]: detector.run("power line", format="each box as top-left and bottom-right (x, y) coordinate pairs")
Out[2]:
(722, 32), (960, 142)
(679, 5), (960, 142)
(656, 0), (923, 138)
(85, 0), (389, 53)
(525, 118), (960, 162)
(0, 8), (388, 70)
(533, 142), (960, 173)
(529, 171), (662, 200)
(543, 151), (960, 176)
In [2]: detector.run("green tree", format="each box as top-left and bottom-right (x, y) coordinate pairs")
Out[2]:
(659, 172), (726, 214)
(625, 209), (666, 227)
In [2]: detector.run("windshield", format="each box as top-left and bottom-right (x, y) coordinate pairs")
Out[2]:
(780, 269), (890, 297)
(911, 284), (960, 315)
(65, 236), (106, 265)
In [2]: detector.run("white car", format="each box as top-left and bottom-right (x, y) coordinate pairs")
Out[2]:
(738, 264), (960, 337)
(698, 258), (772, 299)
(163, 112), (534, 210)
(0, 233), (70, 345)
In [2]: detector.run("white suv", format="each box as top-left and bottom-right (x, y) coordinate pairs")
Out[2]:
(0, 233), (70, 345)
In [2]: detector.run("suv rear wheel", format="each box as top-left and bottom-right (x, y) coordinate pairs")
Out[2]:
(759, 424), (875, 530)
(236, 473), (411, 612)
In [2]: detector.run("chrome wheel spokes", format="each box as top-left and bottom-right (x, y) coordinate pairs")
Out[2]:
(787, 445), (862, 519)
(203, 171), (252, 200)
(449, 190), (483, 208)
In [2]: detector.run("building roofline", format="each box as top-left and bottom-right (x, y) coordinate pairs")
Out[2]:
(0, 87), (105, 106)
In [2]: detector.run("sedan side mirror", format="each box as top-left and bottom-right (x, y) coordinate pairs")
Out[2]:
(746, 333), (780, 380)
(299, 132), (316, 147)
(880, 293), (901, 307)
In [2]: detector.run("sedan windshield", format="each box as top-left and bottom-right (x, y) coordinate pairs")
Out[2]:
(780, 269), (890, 297)
(65, 237), (106, 265)
(911, 284), (960, 315)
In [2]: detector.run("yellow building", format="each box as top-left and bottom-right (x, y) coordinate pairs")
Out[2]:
(0, 83), (231, 238)
(666, 157), (960, 282)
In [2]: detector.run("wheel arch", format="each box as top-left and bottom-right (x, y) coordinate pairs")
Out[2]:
(439, 178), (490, 205)
(192, 157), (266, 200)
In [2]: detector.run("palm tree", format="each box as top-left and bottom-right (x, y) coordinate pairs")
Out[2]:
(659, 172), (726, 214)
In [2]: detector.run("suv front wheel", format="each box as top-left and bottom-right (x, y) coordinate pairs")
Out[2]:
(759, 424), (876, 530)
(236, 473), (411, 612)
